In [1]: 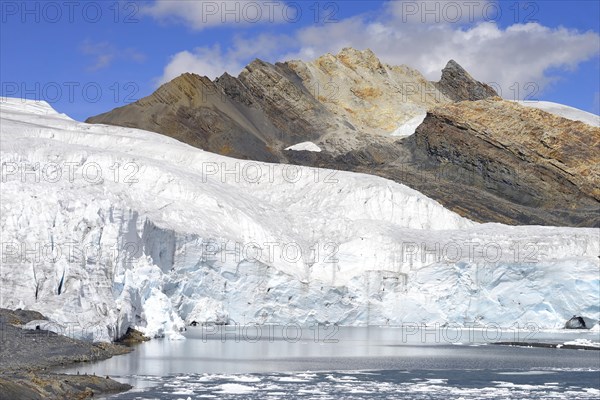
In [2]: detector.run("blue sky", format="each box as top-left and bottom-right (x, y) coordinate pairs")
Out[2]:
(1, 1), (599, 121)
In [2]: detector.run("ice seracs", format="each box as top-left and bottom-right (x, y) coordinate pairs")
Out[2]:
(1, 97), (598, 342)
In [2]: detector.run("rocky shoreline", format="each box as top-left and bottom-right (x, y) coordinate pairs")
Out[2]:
(0, 309), (133, 400)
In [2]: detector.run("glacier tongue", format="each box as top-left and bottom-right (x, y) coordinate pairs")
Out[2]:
(1, 97), (598, 342)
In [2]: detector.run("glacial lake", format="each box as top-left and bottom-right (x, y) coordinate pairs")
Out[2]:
(60, 326), (600, 399)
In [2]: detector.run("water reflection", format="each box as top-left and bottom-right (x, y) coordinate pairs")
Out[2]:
(60, 326), (600, 377)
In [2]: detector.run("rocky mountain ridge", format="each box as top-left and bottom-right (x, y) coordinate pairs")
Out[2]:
(87, 48), (600, 227)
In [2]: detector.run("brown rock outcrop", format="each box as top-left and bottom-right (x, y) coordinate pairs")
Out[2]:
(434, 59), (498, 101)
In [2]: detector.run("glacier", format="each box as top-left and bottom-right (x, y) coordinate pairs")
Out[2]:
(1, 97), (598, 342)
(514, 100), (600, 127)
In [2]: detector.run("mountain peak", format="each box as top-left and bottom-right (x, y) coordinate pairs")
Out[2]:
(242, 58), (275, 74)
(435, 59), (498, 102)
(136, 72), (214, 108)
(445, 59), (465, 70)
(337, 47), (376, 58)
(334, 47), (385, 72)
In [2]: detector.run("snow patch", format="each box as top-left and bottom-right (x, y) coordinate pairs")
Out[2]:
(285, 141), (322, 152)
(391, 112), (427, 137)
(515, 100), (599, 127)
(22, 320), (64, 334)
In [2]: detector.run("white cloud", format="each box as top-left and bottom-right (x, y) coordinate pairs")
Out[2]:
(281, 19), (599, 99)
(159, 45), (244, 84)
(142, 0), (292, 30)
(157, 34), (292, 84)
(155, 1), (600, 99)
(80, 40), (146, 72)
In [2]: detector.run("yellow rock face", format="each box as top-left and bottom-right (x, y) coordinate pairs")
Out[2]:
(286, 48), (451, 135)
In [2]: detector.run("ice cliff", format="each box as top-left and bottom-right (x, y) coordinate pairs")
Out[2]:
(1, 98), (598, 341)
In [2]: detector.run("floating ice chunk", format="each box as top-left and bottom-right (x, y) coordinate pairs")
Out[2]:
(214, 383), (256, 394)
(563, 338), (600, 348)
